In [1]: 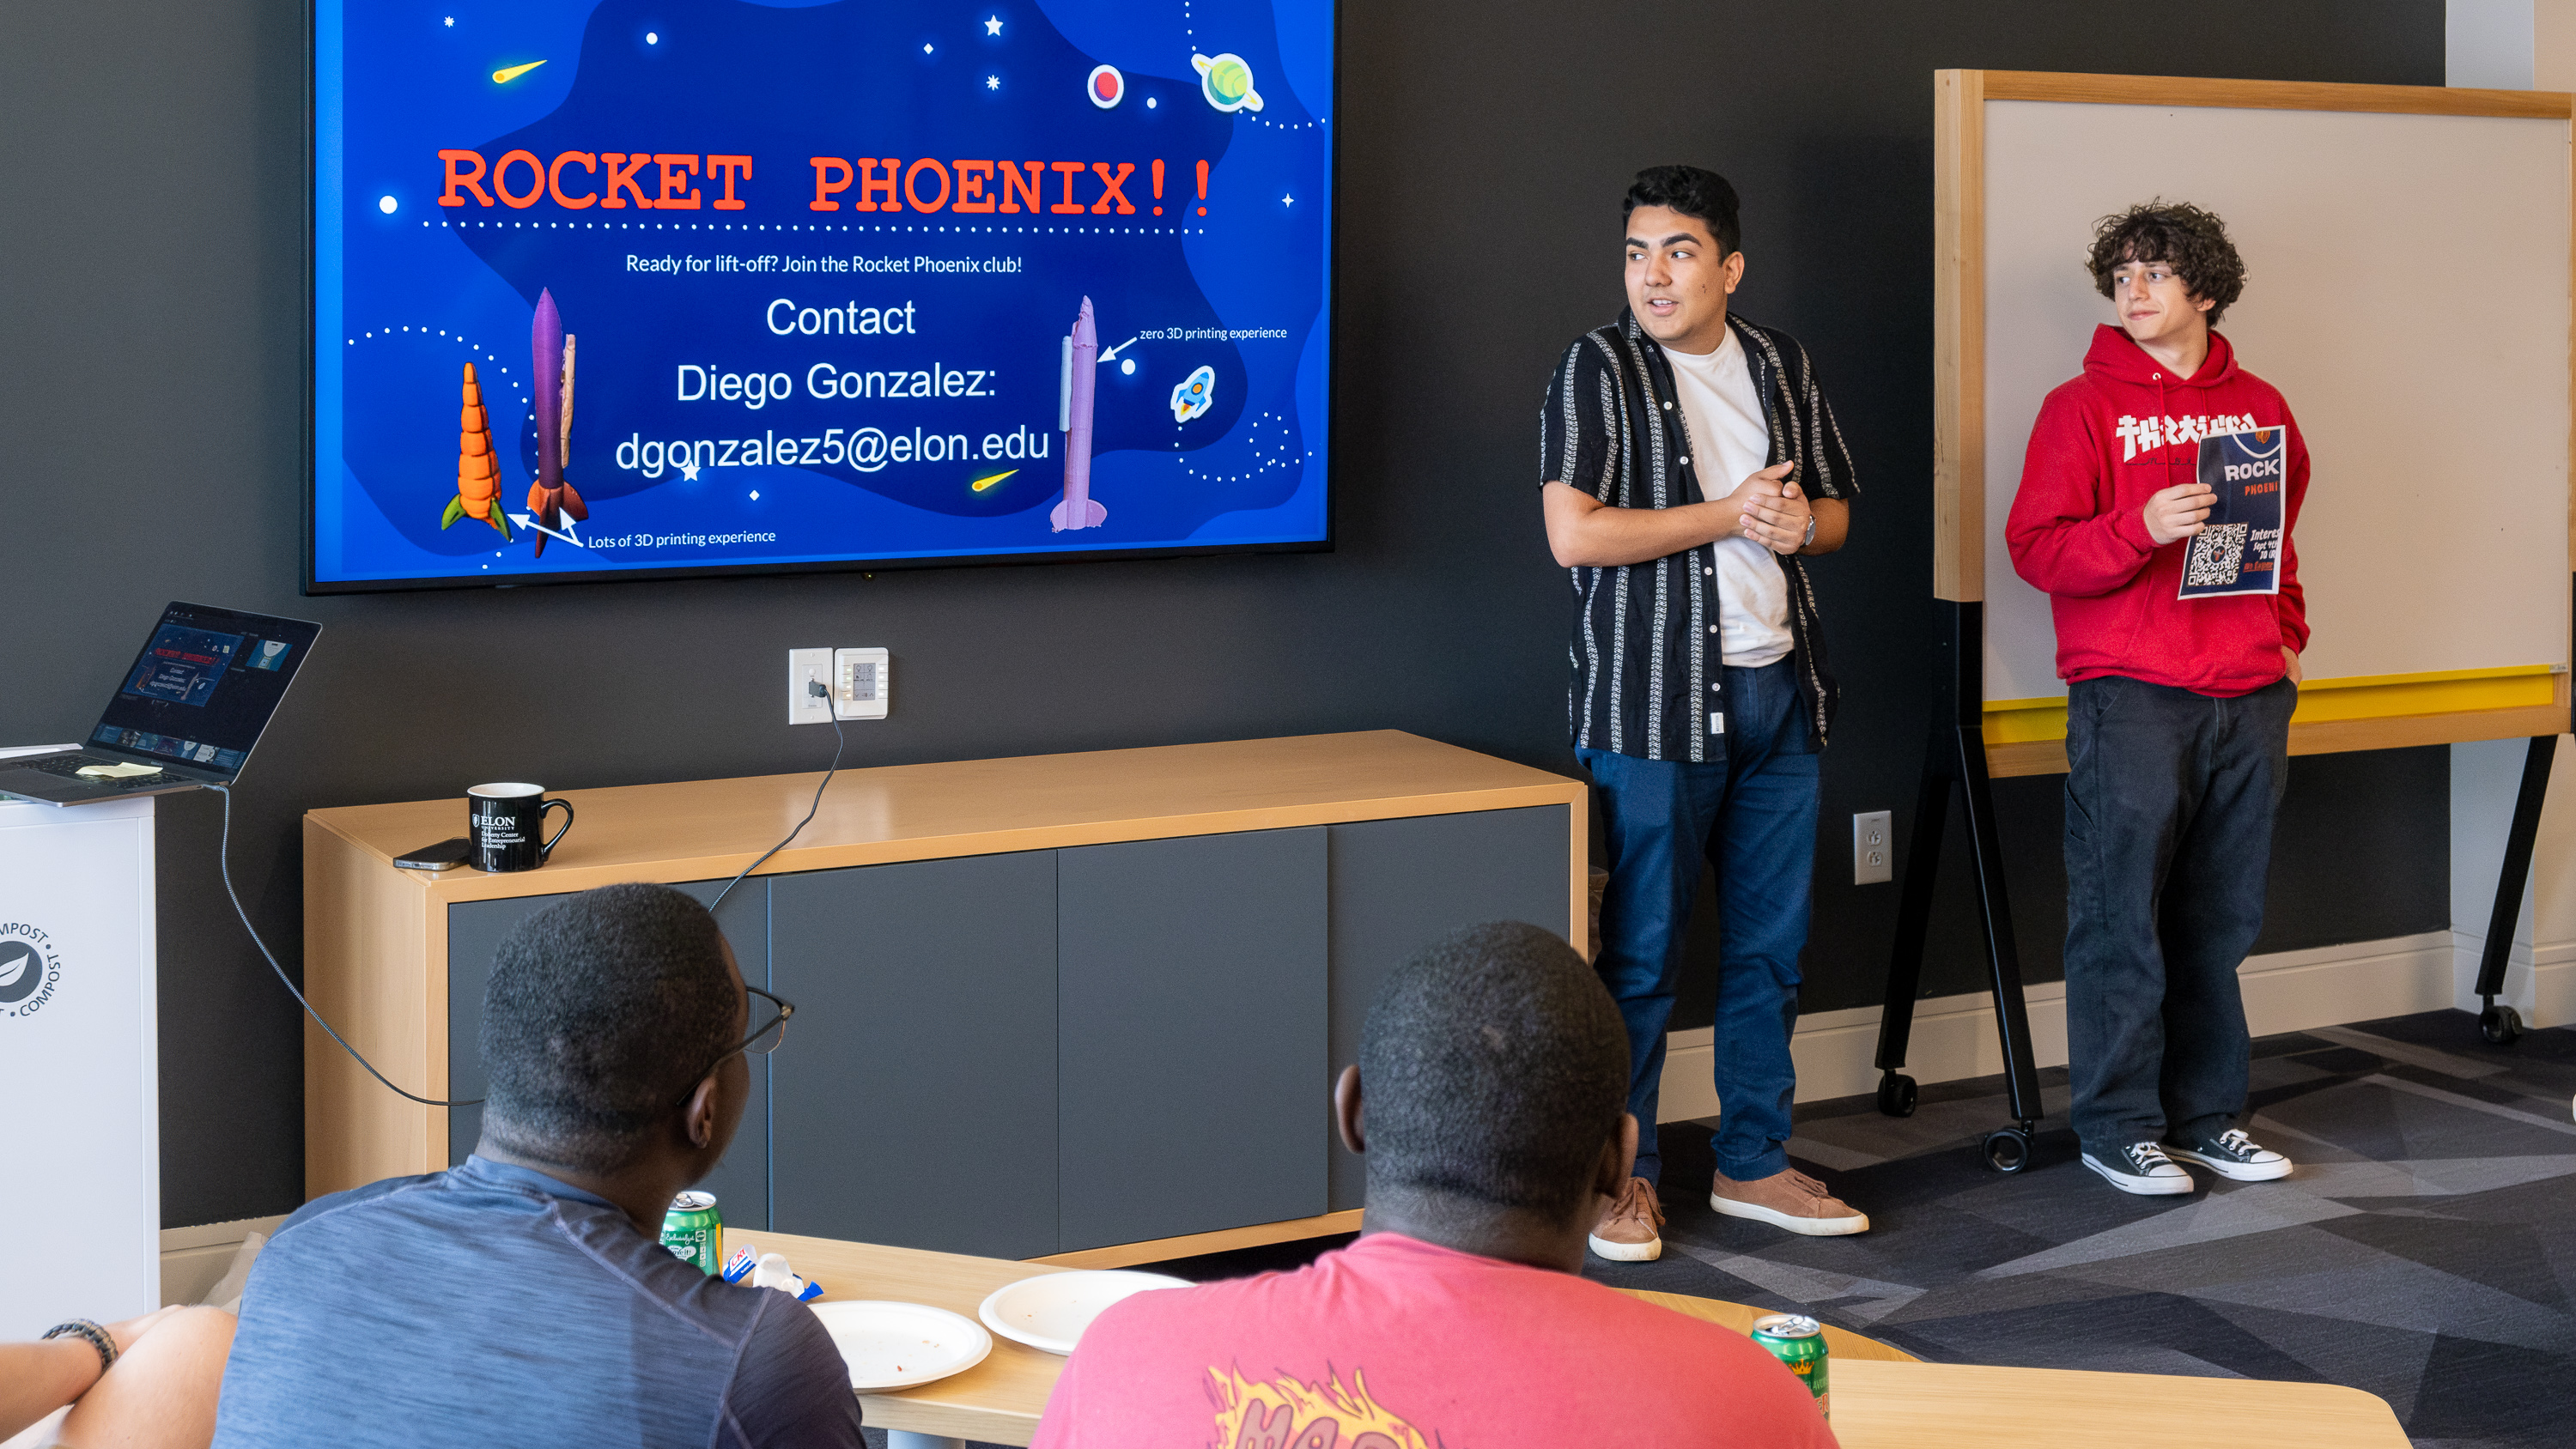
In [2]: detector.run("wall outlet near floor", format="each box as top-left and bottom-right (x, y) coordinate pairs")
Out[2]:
(833, 647), (890, 719)
(787, 647), (833, 724)
(1854, 809), (1893, 885)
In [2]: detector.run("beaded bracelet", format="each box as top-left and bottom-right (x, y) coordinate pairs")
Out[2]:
(41, 1319), (117, 1377)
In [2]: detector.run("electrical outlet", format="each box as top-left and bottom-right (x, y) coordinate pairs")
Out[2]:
(833, 647), (890, 719)
(787, 648), (832, 724)
(1854, 809), (1892, 885)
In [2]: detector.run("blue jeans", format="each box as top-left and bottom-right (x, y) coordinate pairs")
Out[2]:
(2063, 675), (2294, 1156)
(1580, 659), (1820, 1185)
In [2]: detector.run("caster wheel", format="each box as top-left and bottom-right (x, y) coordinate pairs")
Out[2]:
(1982, 1126), (2033, 1174)
(2482, 1003), (2525, 1046)
(1877, 1072), (1919, 1118)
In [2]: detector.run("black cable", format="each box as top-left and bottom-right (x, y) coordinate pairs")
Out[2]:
(709, 681), (845, 913)
(210, 682), (842, 1108)
(210, 781), (481, 1108)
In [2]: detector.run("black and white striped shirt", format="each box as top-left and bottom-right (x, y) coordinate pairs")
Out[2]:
(1540, 310), (1856, 762)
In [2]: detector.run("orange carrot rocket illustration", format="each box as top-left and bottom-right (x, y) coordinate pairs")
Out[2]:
(525, 290), (588, 557)
(441, 362), (512, 540)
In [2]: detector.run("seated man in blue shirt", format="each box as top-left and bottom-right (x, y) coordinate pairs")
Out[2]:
(213, 883), (860, 1449)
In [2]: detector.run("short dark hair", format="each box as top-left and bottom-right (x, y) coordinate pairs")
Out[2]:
(1624, 165), (1742, 258)
(481, 882), (738, 1171)
(1356, 921), (1630, 1221)
(2087, 199), (2246, 325)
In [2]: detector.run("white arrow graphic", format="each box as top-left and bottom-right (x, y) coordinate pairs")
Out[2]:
(507, 513), (586, 549)
(1097, 336), (1139, 363)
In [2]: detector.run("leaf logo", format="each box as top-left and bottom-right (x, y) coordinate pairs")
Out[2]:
(0, 943), (39, 1004)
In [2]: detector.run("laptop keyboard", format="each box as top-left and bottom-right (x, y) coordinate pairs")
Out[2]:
(16, 755), (186, 787)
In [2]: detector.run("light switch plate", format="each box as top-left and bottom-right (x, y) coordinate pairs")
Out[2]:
(833, 647), (890, 719)
(1854, 809), (1892, 885)
(788, 648), (832, 724)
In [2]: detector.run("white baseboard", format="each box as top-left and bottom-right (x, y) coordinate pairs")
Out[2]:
(2450, 931), (2576, 1028)
(1656, 929), (2458, 1123)
(160, 1214), (287, 1307)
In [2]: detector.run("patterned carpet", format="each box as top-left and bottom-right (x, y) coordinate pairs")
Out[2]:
(878, 1009), (2576, 1449)
(1578, 1009), (2576, 1449)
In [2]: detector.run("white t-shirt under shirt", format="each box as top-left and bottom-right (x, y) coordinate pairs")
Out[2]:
(1664, 325), (1795, 667)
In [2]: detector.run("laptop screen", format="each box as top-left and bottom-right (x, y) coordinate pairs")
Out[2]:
(88, 603), (321, 776)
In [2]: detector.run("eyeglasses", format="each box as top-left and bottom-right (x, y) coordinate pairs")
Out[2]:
(673, 985), (793, 1106)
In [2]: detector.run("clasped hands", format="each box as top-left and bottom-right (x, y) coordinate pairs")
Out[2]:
(1728, 463), (1809, 555)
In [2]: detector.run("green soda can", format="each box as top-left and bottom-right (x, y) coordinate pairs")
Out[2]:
(660, 1191), (721, 1275)
(1751, 1313), (1830, 1420)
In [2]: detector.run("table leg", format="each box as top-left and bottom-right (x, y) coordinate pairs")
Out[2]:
(884, 1433), (967, 1449)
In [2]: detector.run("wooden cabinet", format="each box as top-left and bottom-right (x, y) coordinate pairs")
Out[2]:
(307, 732), (1583, 1265)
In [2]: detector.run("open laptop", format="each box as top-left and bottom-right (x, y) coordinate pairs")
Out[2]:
(0, 602), (321, 806)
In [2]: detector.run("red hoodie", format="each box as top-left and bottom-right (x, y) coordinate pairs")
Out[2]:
(2006, 324), (2309, 696)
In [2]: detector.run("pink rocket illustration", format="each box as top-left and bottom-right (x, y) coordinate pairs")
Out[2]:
(1051, 296), (1105, 531)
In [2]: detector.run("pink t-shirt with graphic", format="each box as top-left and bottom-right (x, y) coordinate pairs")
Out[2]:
(1030, 1231), (1840, 1447)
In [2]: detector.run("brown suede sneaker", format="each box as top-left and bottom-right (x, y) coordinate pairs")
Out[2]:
(1587, 1175), (1666, 1261)
(1710, 1167), (1869, 1236)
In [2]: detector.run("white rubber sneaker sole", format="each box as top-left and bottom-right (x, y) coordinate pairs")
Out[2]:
(2083, 1151), (2196, 1195)
(1708, 1193), (1869, 1236)
(2166, 1146), (2292, 1181)
(1587, 1232), (1662, 1262)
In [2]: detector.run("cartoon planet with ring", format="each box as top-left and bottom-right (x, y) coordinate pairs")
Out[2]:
(1086, 64), (1124, 108)
(1190, 52), (1262, 113)
(1170, 364), (1216, 422)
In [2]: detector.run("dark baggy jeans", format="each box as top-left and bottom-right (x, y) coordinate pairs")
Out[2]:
(2063, 673), (2296, 1157)
(1581, 658), (1820, 1185)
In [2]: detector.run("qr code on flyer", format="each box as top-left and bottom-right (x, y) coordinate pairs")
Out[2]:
(2184, 523), (2251, 588)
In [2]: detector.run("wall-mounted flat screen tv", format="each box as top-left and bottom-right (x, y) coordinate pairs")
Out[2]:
(309, 0), (1333, 592)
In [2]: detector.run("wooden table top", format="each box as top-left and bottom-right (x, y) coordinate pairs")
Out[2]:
(729, 1230), (2407, 1447)
(304, 730), (1583, 903)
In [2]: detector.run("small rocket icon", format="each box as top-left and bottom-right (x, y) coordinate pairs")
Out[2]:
(1051, 296), (1105, 532)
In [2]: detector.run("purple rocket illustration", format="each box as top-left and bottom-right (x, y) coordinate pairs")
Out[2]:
(524, 288), (587, 557)
(532, 289), (563, 489)
(1051, 296), (1106, 531)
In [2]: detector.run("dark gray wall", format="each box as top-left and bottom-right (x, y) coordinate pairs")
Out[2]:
(0, 0), (2450, 1227)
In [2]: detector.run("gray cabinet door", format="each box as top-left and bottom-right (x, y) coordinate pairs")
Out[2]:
(769, 852), (1058, 1258)
(445, 880), (770, 1230)
(1324, 807), (1574, 1210)
(1057, 828), (1327, 1252)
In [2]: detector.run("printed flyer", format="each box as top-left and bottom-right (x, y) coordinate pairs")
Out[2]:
(312, 0), (1333, 590)
(2178, 426), (2287, 600)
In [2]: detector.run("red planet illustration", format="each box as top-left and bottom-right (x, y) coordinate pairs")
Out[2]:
(1087, 63), (1123, 108)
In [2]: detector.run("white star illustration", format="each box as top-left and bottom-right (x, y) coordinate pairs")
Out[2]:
(986, 74), (999, 89)
(679, 460), (701, 481)
(984, 15), (1002, 35)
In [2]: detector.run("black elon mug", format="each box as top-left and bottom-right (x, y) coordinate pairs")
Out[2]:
(467, 783), (574, 872)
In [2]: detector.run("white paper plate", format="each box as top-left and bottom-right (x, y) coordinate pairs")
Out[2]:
(976, 1270), (1192, 1355)
(807, 1300), (993, 1391)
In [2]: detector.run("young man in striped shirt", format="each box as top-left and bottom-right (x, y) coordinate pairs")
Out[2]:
(1540, 165), (1866, 1260)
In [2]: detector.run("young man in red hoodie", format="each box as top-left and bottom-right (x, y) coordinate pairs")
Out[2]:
(2006, 201), (2303, 1197)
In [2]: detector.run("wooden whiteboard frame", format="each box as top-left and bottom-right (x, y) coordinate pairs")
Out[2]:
(1935, 70), (2576, 776)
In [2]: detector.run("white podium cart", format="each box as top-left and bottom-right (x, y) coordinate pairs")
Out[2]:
(0, 780), (158, 1339)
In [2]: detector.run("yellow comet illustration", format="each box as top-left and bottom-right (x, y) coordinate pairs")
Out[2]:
(492, 59), (549, 84)
(969, 468), (1018, 493)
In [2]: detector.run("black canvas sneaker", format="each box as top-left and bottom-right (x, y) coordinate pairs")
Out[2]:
(2166, 1128), (2293, 1181)
(2081, 1141), (2196, 1196)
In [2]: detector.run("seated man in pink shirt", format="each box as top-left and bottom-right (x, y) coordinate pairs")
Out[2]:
(1031, 921), (1838, 1446)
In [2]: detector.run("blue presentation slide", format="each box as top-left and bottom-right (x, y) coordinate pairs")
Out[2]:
(125, 625), (244, 706)
(313, 0), (1334, 589)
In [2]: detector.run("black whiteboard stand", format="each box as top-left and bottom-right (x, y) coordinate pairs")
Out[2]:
(2473, 735), (2550, 1046)
(2469, 575), (2573, 1047)
(1873, 599), (2045, 1172)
